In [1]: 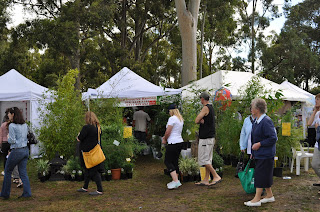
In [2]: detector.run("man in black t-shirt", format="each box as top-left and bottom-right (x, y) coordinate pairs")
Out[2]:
(195, 92), (222, 186)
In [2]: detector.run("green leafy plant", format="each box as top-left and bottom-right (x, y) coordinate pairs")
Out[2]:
(38, 69), (85, 159)
(215, 101), (243, 157)
(61, 156), (82, 175)
(36, 159), (50, 176)
(275, 110), (303, 167)
(179, 157), (200, 176)
(212, 151), (224, 170)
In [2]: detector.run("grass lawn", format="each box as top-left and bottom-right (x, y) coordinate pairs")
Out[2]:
(0, 155), (319, 212)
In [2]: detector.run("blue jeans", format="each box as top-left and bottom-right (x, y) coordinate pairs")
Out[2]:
(0, 147), (31, 198)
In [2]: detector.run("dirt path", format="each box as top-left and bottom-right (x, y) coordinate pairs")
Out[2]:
(0, 155), (319, 211)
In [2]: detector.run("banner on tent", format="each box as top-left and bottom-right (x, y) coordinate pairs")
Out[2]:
(118, 97), (159, 107)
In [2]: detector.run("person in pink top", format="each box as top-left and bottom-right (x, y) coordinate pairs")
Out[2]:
(0, 109), (10, 175)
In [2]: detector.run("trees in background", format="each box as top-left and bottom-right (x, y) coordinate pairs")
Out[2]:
(261, 0), (320, 91)
(0, 0), (319, 91)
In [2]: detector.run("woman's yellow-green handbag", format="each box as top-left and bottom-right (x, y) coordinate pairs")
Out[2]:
(82, 144), (106, 169)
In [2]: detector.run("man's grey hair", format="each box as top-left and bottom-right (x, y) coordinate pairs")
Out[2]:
(251, 98), (267, 114)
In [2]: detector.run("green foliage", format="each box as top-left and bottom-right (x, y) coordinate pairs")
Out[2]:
(275, 110), (303, 167)
(215, 101), (243, 157)
(123, 160), (134, 173)
(90, 98), (124, 128)
(216, 76), (284, 158)
(38, 69), (85, 159)
(180, 85), (207, 141)
(36, 159), (50, 176)
(61, 156), (82, 175)
(102, 135), (144, 169)
(212, 151), (224, 169)
(178, 157), (200, 176)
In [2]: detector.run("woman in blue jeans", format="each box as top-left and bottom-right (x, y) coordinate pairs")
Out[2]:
(0, 107), (31, 199)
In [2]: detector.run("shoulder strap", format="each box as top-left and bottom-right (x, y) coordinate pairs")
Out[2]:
(97, 125), (101, 144)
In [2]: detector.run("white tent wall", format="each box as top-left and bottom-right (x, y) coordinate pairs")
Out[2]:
(0, 69), (53, 158)
(0, 101), (30, 122)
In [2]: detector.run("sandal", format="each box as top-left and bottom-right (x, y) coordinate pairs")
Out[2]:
(17, 182), (23, 188)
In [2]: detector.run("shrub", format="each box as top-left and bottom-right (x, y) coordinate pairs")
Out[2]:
(38, 69), (85, 159)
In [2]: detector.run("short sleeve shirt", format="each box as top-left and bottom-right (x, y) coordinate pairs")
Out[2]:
(311, 111), (320, 149)
(166, 115), (184, 144)
(311, 111), (320, 126)
(133, 110), (151, 132)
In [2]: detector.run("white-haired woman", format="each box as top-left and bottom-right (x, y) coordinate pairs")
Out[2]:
(244, 98), (277, 207)
(162, 104), (184, 190)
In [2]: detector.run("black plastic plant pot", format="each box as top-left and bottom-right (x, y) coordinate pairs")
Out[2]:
(76, 174), (84, 181)
(273, 167), (283, 177)
(106, 175), (112, 181)
(64, 174), (71, 181)
(121, 173), (127, 180)
(126, 172), (133, 179)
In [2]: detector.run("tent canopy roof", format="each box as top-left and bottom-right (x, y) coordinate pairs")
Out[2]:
(96, 67), (165, 98)
(181, 70), (311, 102)
(280, 81), (315, 105)
(83, 67), (181, 99)
(0, 69), (49, 101)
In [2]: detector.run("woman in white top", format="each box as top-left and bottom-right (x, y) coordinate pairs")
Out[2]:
(162, 104), (184, 190)
(308, 93), (320, 197)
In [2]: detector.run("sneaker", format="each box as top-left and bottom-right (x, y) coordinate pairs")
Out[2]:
(89, 191), (103, 196)
(1, 171), (4, 176)
(77, 188), (88, 192)
(260, 196), (275, 203)
(244, 201), (261, 207)
(167, 180), (182, 190)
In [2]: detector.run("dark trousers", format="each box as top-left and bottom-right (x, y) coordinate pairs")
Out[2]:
(83, 165), (103, 192)
(134, 131), (146, 143)
(1, 142), (10, 169)
(164, 143), (183, 174)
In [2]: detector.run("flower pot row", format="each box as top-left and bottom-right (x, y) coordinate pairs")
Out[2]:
(101, 168), (133, 181)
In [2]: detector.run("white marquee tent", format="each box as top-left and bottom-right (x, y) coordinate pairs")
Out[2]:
(181, 70), (311, 102)
(0, 69), (52, 157)
(280, 81), (315, 106)
(82, 67), (181, 104)
(181, 70), (313, 138)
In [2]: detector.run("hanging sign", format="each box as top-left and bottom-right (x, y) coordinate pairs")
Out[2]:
(118, 97), (158, 107)
(282, 122), (291, 136)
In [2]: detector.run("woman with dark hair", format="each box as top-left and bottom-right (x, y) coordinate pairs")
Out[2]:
(244, 98), (277, 207)
(76, 111), (103, 196)
(0, 107), (31, 199)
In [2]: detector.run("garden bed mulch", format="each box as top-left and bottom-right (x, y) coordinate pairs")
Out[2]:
(0, 155), (319, 212)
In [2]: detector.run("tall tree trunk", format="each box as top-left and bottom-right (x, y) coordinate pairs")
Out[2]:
(209, 43), (213, 74)
(251, 0), (256, 74)
(70, 20), (81, 90)
(121, 0), (127, 48)
(199, 6), (206, 79)
(175, 0), (201, 86)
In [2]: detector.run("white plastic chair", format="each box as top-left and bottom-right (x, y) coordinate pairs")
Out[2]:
(290, 143), (313, 175)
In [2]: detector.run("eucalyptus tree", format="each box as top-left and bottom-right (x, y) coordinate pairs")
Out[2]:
(0, 0), (10, 71)
(10, 0), (116, 89)
(199, 0), (241, 76)
(238, 0), (280, 73)
(261, 0), (320, 91)
(175, 0), (200, 86)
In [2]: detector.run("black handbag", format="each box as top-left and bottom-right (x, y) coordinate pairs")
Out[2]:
(235, 152), (245, 178)
(27, 127), (38, 144)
